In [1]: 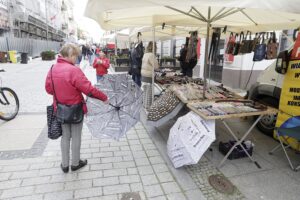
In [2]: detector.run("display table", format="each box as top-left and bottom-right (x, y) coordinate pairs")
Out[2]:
(187, 101), (278, 168)
(115, 58), (130, 66)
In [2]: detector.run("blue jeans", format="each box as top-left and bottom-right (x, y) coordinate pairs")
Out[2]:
(132, 74), (141, 87)
(96, 75), (103, 82)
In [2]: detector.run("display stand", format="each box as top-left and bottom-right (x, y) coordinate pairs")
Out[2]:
(187, 102), (278, 168)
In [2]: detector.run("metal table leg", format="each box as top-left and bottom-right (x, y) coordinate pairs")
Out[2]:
(218, 115), (263, 168)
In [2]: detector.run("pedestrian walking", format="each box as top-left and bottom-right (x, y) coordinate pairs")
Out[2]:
(87, 45), (94, 65)
(141, 41), (159, 110)
(178, 44), (188, 76)
(130, 42), (144, 87)
(93, 51), (110, 82)
(45, 43), (109, 173)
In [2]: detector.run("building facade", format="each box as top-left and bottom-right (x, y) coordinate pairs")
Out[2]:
(0, 0), (76, 41)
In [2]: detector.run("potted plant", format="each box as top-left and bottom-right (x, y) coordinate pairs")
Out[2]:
(41, 51), (56, 60)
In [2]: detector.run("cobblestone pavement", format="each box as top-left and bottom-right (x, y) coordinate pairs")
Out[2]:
(0, 122), (204, 200)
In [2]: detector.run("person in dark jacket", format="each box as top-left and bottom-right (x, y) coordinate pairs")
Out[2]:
(130, 42), (143, 87)
(45, 43), (109, 173)
(178, 44), (188, 76)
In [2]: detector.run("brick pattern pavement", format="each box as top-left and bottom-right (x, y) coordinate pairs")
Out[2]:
(0, 122), (196, 200)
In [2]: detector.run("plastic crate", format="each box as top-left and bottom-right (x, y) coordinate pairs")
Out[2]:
(219, 140), (253, 160)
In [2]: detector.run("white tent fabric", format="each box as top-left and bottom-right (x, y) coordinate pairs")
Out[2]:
(85, 0), (300, 32)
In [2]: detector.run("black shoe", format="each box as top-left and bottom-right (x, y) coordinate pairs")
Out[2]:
(71, 159), (88, 171)
(61, 164), (69, 173)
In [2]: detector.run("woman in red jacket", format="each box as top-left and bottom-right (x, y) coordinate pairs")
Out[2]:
(45, 43), (109, 173)
(93, 51), (110, 82)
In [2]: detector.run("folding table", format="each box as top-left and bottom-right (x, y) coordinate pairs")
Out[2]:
(187, 102), (278, 168)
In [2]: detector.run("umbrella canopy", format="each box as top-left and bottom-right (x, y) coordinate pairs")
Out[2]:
(86, 74), (143, 140)
(85, 0), (300, 32)
(167, 111), (216, 168)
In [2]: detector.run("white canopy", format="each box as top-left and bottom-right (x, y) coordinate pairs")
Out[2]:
(85, 0), (300, 32)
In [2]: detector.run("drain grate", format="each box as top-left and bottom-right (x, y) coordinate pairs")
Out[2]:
(120, 192), (141, 200)
(208, 174), (234, 194)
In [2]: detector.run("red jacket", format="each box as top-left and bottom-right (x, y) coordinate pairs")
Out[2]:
(45, 56), (108, 114)
(93, 57), (110, 75)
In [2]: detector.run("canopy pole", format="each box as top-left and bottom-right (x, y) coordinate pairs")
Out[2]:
(152, 26), (156, 105)
(203, 7), (211, 99)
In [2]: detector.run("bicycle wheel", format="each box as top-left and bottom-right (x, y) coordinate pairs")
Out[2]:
(0, 87), (19, 121)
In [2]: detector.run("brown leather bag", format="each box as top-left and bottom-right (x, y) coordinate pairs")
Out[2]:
(266, 31), (278, 60)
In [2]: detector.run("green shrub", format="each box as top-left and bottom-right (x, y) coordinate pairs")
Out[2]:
(41, 51), (56, 60)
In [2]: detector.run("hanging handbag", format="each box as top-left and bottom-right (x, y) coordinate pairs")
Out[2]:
(47, 104), (62, 139)
(251, 33), (259, 52)
(275, 50), (290, 74)
(253, 33), (267, 61)
(239, 31), (253, 54)
(50, 65), (84, 124)
(233, 32), (243, 55)
(225, 32), (236, 54)
(266, 32), (279, 60)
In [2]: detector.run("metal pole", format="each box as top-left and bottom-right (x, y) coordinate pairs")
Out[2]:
(45, 0), (49, 49)
(8, 1), (14, 37)
(152, 26), (156, 105)
(203, 7), (211, 99)
(115, 30), (117, 55)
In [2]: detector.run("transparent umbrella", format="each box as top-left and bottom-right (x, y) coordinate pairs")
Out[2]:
(86, 74), (143, 140)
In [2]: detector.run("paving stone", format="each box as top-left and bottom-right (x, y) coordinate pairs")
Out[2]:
(140, 138), (153, 144)
(130, 145), (143, 151)
(100, 147), (120, 152)
(6, 194), (44, 200)
(103, 168), (127, 177)
(128, 140), (141, 145)
(81, 148), (99, 154)
(120, 175), (140, 184)
(113, 161), (136, 169)
(146, 150), (160, 157)
(103, 184), (130, 195)
(135, 158), (150, 166)
(2, 165), (29, 172)
(141, 174), (159, 186)
(74, 187), (103, 199)
(93, 177), (119, 187)
(88, 195), (118, 200)
(64, 179), (92, 190)
(39, 167), (62, 176)
(90, 163), (113, 170)
(11, 170), (39, 179)
(0, 179), (22, 190)
(144, 184), (164, 198)
(81, 153), (93, 159)
(161, 182), (182, 194)
(50, 173), (78, 183)
(22, 176), (50, 186)
(35, 183), (64, 193)
(114, 151), (132, 157)
(138, 166), (154, 175)
(110, 141), (129, 147)
(127, 168), (138, 175)
(93, 152), (113, 158)
(143, 143), (157, 150)
(44, 190), (74, 200)
(29, 162), (55, 170)
(156, 172), (174, 183)
(123, 155), (134, 161)
(167, 192), (187, 200)
(88, 158), (101, 164)
(149, 156), (165, 165)
(101, 156), (123, 163)
(148, 196), (167, 200)
(1, 186), (35, 199)
(78, 171), (103, 180)
(130, 183), (144, 192)
(0, 172), (11, 181)
(132, 151), (147, 159)
(120, 146), (130, 151)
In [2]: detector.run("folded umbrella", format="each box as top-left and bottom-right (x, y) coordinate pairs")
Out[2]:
(86, 74), (143, 140)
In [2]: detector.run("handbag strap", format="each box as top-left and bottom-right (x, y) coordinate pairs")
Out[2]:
(50, 65), (59, 104)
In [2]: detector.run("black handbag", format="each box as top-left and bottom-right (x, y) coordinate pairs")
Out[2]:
(253, 33), (267, 61)
(233, 32), (243, 55)
(47, 104), (62, 139)
(239, 31), (253, 54)
(50, 65), (84, 124)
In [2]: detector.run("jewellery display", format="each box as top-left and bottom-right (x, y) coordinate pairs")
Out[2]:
(147, 91), (181, 121)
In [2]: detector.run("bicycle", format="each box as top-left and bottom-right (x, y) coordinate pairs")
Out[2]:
(0, 69), (19, 121)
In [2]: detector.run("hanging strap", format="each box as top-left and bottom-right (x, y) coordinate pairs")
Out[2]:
(50, 65), (59, 104)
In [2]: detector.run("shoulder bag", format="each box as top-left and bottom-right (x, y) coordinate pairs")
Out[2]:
(266, 31), (279, 60)
(225, 32), (236, 54)
(233, 32), (243, 55)
(239, 31), (253, 54)
(253, 33), (267, 61)
(50, 66), (84, 124)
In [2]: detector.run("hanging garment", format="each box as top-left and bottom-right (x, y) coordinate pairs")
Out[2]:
(186, 31), (198, 63)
